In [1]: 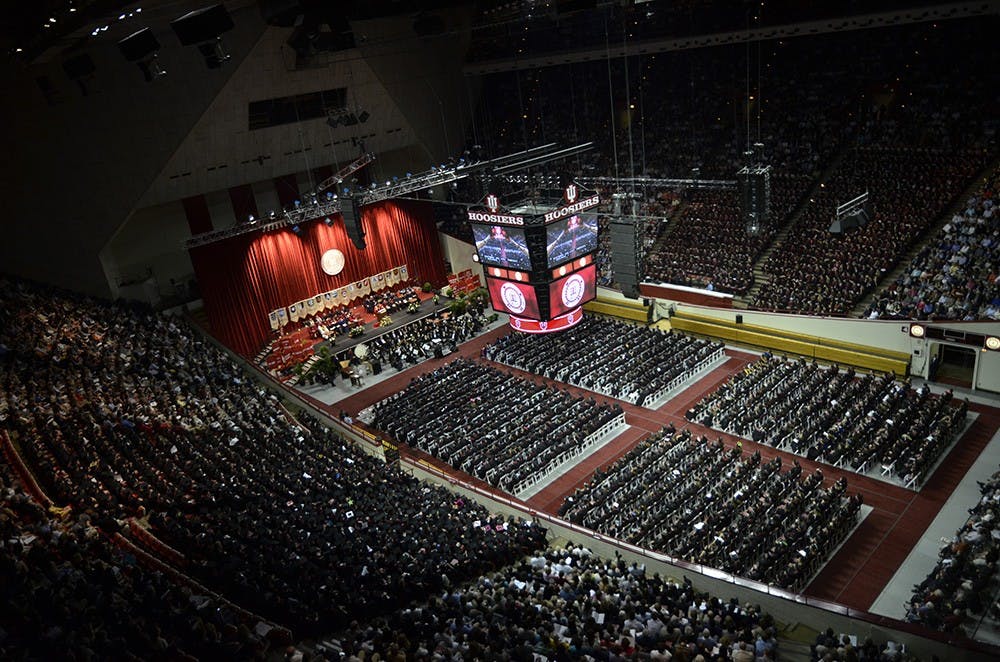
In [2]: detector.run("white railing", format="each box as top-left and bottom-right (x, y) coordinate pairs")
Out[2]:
(642, 347), (725, 407)
(513, 413), (627, 496)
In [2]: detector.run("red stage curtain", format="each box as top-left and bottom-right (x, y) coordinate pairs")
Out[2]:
(229, 184), (259, 224)
(189, 199), (446, 356)
(182, 195), (213, 235)
(273, 173), (300, 208)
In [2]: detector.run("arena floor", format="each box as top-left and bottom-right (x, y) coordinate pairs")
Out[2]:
(291, 319), (1000, 619)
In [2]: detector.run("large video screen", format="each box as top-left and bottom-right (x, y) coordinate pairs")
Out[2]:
(545, 212), (599, 268)
(472, 223), (532, 271)
(548, 264), (597, 317)
(486, 277), (540, 318)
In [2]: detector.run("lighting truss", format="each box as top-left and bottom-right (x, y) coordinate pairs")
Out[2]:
(357, 142), (596, 206)
(184, 199), (343, 249)
(314, 152), (375, 194)
(578, 176), (737, 190)
(357, 167), (472, 206)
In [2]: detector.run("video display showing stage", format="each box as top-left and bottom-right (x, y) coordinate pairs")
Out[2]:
(472, 223), (532, 271)
(548, 263), (597, 317)
(486, 276), (541, 318)
(546, 212), (599, 267)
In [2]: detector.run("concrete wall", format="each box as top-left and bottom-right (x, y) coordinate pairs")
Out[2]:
(0, 6), (268, 297)
(138, 26), (419, 207)
(440, 232), (476, 277)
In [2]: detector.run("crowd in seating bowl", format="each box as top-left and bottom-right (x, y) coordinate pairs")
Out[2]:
(0, 277), (547, 637)
(865, 169), (1000, 320)
(0, 460), (271, 661)
(686, 355), (967, 487)
(906, 467), (1000, 635)
(372, 358), (622, 494)
(320, 542), (780, 661)
(750, 144), (990, 315)
(483, 317), (723, 406)
(561, 426), (862, 591)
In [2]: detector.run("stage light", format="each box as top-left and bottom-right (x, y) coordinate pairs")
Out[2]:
(294, 200), (301, 208)
(986, 336), (1000, 351)
(291, 224), (301, 235)
(268, 210), (276, 219)
(326, 192), (334, 200)
(248, 214), (256, 224)
(472, 253), (480, 263)
(909, 324), (926, 338)
(324, 217), (333, 226)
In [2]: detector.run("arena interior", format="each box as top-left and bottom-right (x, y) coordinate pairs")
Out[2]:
(3, 1), (1000, 660)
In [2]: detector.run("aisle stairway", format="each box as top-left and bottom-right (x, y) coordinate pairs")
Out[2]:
(850, 153), (1000, 317)
(738, 142), (857, 309)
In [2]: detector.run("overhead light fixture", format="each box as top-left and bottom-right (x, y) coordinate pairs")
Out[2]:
(909, 324), (926, 339)
(986, 336), (1000, 352)
(171, 4), (234, 69)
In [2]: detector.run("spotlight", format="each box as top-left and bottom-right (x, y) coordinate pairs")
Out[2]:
(986, 336), (1000, 352)
(291, 224), (301, 234)
(326, 192), (333, 200)
(294, 199), (301, 208)
(268, 210), (277, 219)
(248, 214), (256, 224)
(909, 324), (926, 339)
(119, 29), (166, 82)
(324, 217), (333, 226)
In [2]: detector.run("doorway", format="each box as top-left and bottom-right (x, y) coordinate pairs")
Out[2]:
(929, 342), (976, 389)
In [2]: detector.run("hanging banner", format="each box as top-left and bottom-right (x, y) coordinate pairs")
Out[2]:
(372, 273), (385, 291)
(277, 308), (288, 327)
(400, 264), (409, 282)
(269, 309), (282, 330)
(289, 303), (300, 323)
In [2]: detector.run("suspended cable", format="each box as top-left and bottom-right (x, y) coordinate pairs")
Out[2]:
(622, 15), (637, 198)
(604, 16), (621, 184)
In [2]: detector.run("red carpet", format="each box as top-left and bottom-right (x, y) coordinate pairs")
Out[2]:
(305, 325), (1000, 613)
(526, 425), (649, 514)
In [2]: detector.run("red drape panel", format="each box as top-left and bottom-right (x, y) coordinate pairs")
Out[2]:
(182, 195), (213, 235)
(189, 199), (447, 356)
(273, 173), (300, 208)
(229, 184), (259, 223)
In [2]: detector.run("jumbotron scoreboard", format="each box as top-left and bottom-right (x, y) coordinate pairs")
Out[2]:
(469, 183), (600, 333)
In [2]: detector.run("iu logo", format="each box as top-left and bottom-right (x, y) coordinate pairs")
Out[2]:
(485, 193), (500, 213)
(565, 184), (578, 204)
